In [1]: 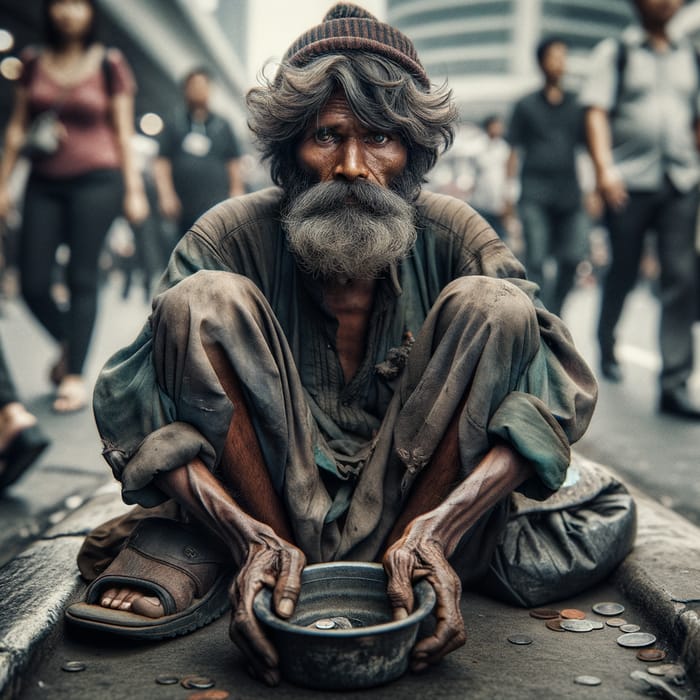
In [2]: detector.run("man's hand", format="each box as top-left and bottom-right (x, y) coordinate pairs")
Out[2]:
(597, 165), (628, 211)
(229, 529), (306, 687)
(383, 526), (466, 673)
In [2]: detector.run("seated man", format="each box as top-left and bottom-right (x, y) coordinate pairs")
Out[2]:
(66, 3), (633, 686)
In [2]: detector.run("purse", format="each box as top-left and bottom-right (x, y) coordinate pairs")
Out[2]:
(23, 109), (61, 160)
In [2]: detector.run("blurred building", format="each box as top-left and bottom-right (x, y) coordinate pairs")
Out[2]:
(387, 0), (635, 121)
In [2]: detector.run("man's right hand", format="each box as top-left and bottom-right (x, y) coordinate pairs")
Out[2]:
(597, 165), (628, 211)
(228, 528), (306, 687)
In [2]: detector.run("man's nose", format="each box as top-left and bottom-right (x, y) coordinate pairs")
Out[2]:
(334, 139), (369, 181)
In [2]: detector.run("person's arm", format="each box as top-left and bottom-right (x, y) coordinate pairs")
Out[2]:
(110, 90), (148, 224)
(0, 86), (30, 220)
(153, 156), (182, 220)
(154, 459), (304, 687)
(585, 106), (627, 211)
(227, 157), (245, 197)
(383, 443), (533, 672)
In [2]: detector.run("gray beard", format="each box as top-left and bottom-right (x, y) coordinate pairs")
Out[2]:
(282, 180), (417, 280)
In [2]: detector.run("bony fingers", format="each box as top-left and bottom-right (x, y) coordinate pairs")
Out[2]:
(232, 606), (279, 669)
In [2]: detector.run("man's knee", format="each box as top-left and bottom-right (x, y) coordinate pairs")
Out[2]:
(438, 276), (537, 338)
(154, 271), (262, 327)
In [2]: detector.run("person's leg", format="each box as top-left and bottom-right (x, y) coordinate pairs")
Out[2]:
(551, 206), (588, 317)
(597, 192), (653, 378)
(518, 199), (550, 305)
(19, 177), (66, 342)
(55, 170), (123, 411)
(652, 181), (700, 399)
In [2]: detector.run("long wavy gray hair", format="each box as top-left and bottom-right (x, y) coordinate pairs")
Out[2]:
(246, 53), (458, 199)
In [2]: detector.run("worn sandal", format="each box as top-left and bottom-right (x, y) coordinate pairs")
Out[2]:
(65, 517), (232, 639)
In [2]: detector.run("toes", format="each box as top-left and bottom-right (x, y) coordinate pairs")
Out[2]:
(131, 595), (165, 619)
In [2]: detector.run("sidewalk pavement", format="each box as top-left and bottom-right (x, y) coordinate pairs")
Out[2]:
(1, 454), (700, 699)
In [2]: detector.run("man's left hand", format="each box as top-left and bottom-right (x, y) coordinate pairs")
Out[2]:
(383, 527), (466, 672)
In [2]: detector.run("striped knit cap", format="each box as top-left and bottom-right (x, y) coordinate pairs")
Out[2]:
(282, 2), (430, 90)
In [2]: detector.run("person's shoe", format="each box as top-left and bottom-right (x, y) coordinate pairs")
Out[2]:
(600, 358), (623, 383)
(659, 386), (700, 419)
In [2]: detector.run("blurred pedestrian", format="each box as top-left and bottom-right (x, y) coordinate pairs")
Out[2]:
(153, 66), (245, 241)
(0, 0), (148, 413)
(580, 0), (700, 418)
(467, 115), (511, 240)
(0, 338), (49, 492)
(506, 37), (588, 316)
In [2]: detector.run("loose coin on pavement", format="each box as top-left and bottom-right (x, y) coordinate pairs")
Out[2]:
(181, 676), (216, 690)
(617, 632), (656, 648)
(592, 602), (625, 616)
(560, 619), (595, 633)
(61, 661), (86, 673)
(545, 618), (565, 632)
(529, 608), (560, 620)
(606, 617), (626, 627)
(187, 691), (230, 700)
(619, 624), (641, 633)
(637, 649), (667, 662)
(560, 608), (586, 620)
(155, 675), (179, 685)
(507, 634), (533, 645)
(588, 621), (604, 630)
(647, 664), (684, 677)
(574, 676), (602, 686)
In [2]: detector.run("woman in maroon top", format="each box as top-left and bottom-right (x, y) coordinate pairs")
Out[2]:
(0, 0), (148, 412)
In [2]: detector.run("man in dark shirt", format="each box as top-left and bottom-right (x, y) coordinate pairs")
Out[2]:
(154, 66), (245, 239)
(506, 37), (587, 316)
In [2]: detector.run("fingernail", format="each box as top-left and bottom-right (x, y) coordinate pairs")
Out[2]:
(413, 661), (428, 673)
(278, 598), (294, 617)
(394, 607), (409, 620)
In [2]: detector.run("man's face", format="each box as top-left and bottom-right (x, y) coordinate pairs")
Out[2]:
(184, 74), (210, 109)
(635, 0), (683, 26)
(282, 91), (416, 281)
(297, 91), (408, 188)
(540, 42), (567, 82)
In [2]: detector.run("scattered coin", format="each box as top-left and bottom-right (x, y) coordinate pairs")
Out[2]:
(313, 618), (336, 630)
(574, 675), (602, 686)
(588, 620), (604, 630)
(617, 632), (656, 648)
(619, 623), (641, 633)
(637, 649), (667, 662)
(181, 676), (216, 690)
(545, 618), (565, 632)
(155, 675), (179, 685)
(592, 601), (625, 616)
(560, 608), (586, 620)
(507, 634), (533, 645)
(529, 608), (560, 620)
(647, 664), (684, 677)
(606, 617), (627, 627)
(187, 691), (230, 700)
(560, 619), (595, 633)
(61, 661), (86, 673)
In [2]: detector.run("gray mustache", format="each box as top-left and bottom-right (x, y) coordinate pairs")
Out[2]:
(289, 181), (407, 218)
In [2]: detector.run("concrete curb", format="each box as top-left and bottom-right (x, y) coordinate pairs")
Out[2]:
(0, 482), (130, 700)
(2, 458), (700, 697)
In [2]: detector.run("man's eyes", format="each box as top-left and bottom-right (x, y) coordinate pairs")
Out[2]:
(313, 129), (392, 144)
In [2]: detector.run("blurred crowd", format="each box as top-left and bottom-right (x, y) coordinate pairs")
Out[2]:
(0, 0), (699, 489)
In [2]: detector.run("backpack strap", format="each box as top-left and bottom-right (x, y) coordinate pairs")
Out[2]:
(102, 48), (116, 97)
(611, 38), (627, 118)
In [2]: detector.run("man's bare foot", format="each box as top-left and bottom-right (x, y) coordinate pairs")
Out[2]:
(99, 586), (165, 618)
(0, 402), (37, 455)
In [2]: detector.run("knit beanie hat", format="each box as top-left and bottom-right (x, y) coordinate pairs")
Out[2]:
(282, 2), (430, 90)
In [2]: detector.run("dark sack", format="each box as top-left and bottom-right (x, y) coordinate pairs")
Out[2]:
(480, 454), (637, 607)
